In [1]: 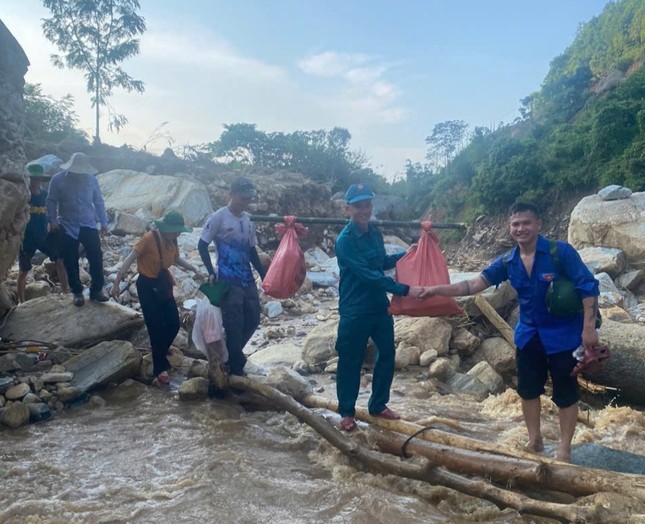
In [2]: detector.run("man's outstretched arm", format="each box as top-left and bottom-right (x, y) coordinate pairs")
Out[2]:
(419, 274), (490, 298)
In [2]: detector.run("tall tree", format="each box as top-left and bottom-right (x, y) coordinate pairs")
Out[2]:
(425, 120), (468, 168)
(42, 0), (146, 144)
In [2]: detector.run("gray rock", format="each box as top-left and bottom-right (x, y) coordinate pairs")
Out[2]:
(302, 320), (339, 371)
(13, 352), (38, 371)
(178, 377), (209, 401)
(446, 373), (490, 401)
(0, 402), (30, 428)
(24, 281), (50, 301)
(27, 402), (52, 423)
(5, 382), (30, 400)
(598, 185), (632, 201)
(22, 392), (40, 404)
(64, 340), (142, 394)
(0, 354), (19, 373)
(572, 443), (645, 474)
(249, 343), (303, 368)
(616, 270), (645, 291)
(41, 372), (74, 383)
(57, 386), (82, 403)
(265, 366), (313, 401)
(0, 295), (144, 347)
(428, 358), (457, 381)
(466, 361), (504, 394)
(578, 246), (626, 278)
(264, 301), (283, 318)
(98, 170), (213, 226)
(109, 210), (148, 236)
(419, 349), (438, 367)
(0, 376), (14, 394)
(306, 271), (338, 288)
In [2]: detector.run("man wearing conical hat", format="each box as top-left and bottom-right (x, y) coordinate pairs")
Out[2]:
(46, 152), (109, 307)
(17, 164), (69, 303)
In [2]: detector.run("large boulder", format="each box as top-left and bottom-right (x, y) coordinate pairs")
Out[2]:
(302, 320), (338, 371)
(593, 320), (645, 405)
(98, 170), (213, 226)
(0, 21), (30, 283)
(248, 343), (303, 368)
(569, 193), (645, 269)
(0, 295), (144, 347)
(394, 317), (452, 356)
(65, 340), (142, 393)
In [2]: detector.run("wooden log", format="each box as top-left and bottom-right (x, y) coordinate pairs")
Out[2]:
(227, 375), (637, 522)
(371, 426), (645, 501)
(474, 294), (515, 346)
(302, 394), (550, 462)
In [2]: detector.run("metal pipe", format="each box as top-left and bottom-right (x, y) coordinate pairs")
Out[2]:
(249, 215), (467, 230)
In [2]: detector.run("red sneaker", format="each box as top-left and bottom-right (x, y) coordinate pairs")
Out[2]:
(371, 407), (400, 420)
(340, 417), (357, 432)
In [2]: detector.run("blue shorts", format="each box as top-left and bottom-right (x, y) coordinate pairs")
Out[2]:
(516, 335), (579, 408)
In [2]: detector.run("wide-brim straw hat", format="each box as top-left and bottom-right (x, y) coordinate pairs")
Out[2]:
(154, 210), (192, 233)
(60, 152), (98, 175)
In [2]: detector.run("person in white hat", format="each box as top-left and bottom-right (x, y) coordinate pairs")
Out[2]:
(46, 152), (109, 306)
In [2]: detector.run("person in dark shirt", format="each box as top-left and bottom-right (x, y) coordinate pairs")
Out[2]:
(17, 164), (68, 303)
(334, 183), (424, 432)
(420, 203), (599, 462)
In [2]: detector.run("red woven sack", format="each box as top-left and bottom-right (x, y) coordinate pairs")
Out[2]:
(262, 216), (308, 299)
(389, 221), (463, 317)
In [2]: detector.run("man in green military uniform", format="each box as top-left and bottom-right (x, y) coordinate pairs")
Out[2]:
(334, 183), (424, 431)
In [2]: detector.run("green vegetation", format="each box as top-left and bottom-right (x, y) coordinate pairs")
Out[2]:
(41, 0), (146, 144)
(23, 82), (88, 145)
(205, 123), (390, 194)
(408, 0), (645, 219)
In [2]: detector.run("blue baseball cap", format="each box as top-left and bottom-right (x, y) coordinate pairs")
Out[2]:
(345, 183), (375, 204)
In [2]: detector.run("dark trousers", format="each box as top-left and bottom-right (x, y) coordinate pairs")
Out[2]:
(335, 313), (395, 417)
(220, 283), (261, 375)
(60, 227), (104, 294)
(137, 275), (180, 376)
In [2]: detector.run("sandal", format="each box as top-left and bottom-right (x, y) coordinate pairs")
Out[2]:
(340, 416), (357, 432)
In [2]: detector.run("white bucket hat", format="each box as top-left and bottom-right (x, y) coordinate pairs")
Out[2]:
(60, 152), (98, 175)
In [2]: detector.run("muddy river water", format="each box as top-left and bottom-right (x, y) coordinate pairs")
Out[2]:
(1, 364), (643, 524)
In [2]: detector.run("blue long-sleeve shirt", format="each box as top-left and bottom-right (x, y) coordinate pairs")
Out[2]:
(46, 170), (108, 240)
(481, 235), (599, 354)
(336, 221), (409, 317)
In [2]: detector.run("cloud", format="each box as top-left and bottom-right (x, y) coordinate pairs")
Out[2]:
(298, 51), (406, 125)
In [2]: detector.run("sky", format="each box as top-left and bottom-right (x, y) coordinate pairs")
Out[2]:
(1, 0), (612, 180)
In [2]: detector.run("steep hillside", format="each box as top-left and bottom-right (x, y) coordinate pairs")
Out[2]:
(421, 0), (645, 222)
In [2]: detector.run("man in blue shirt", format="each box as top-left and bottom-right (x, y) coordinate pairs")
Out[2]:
(420, 203), (599, 462)
(335, 183), (424, 432)
(46, 152), (109, 306)
(198, 177), (266, 376)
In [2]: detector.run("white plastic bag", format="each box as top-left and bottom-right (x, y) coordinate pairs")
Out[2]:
(192, 298), (228, 362)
